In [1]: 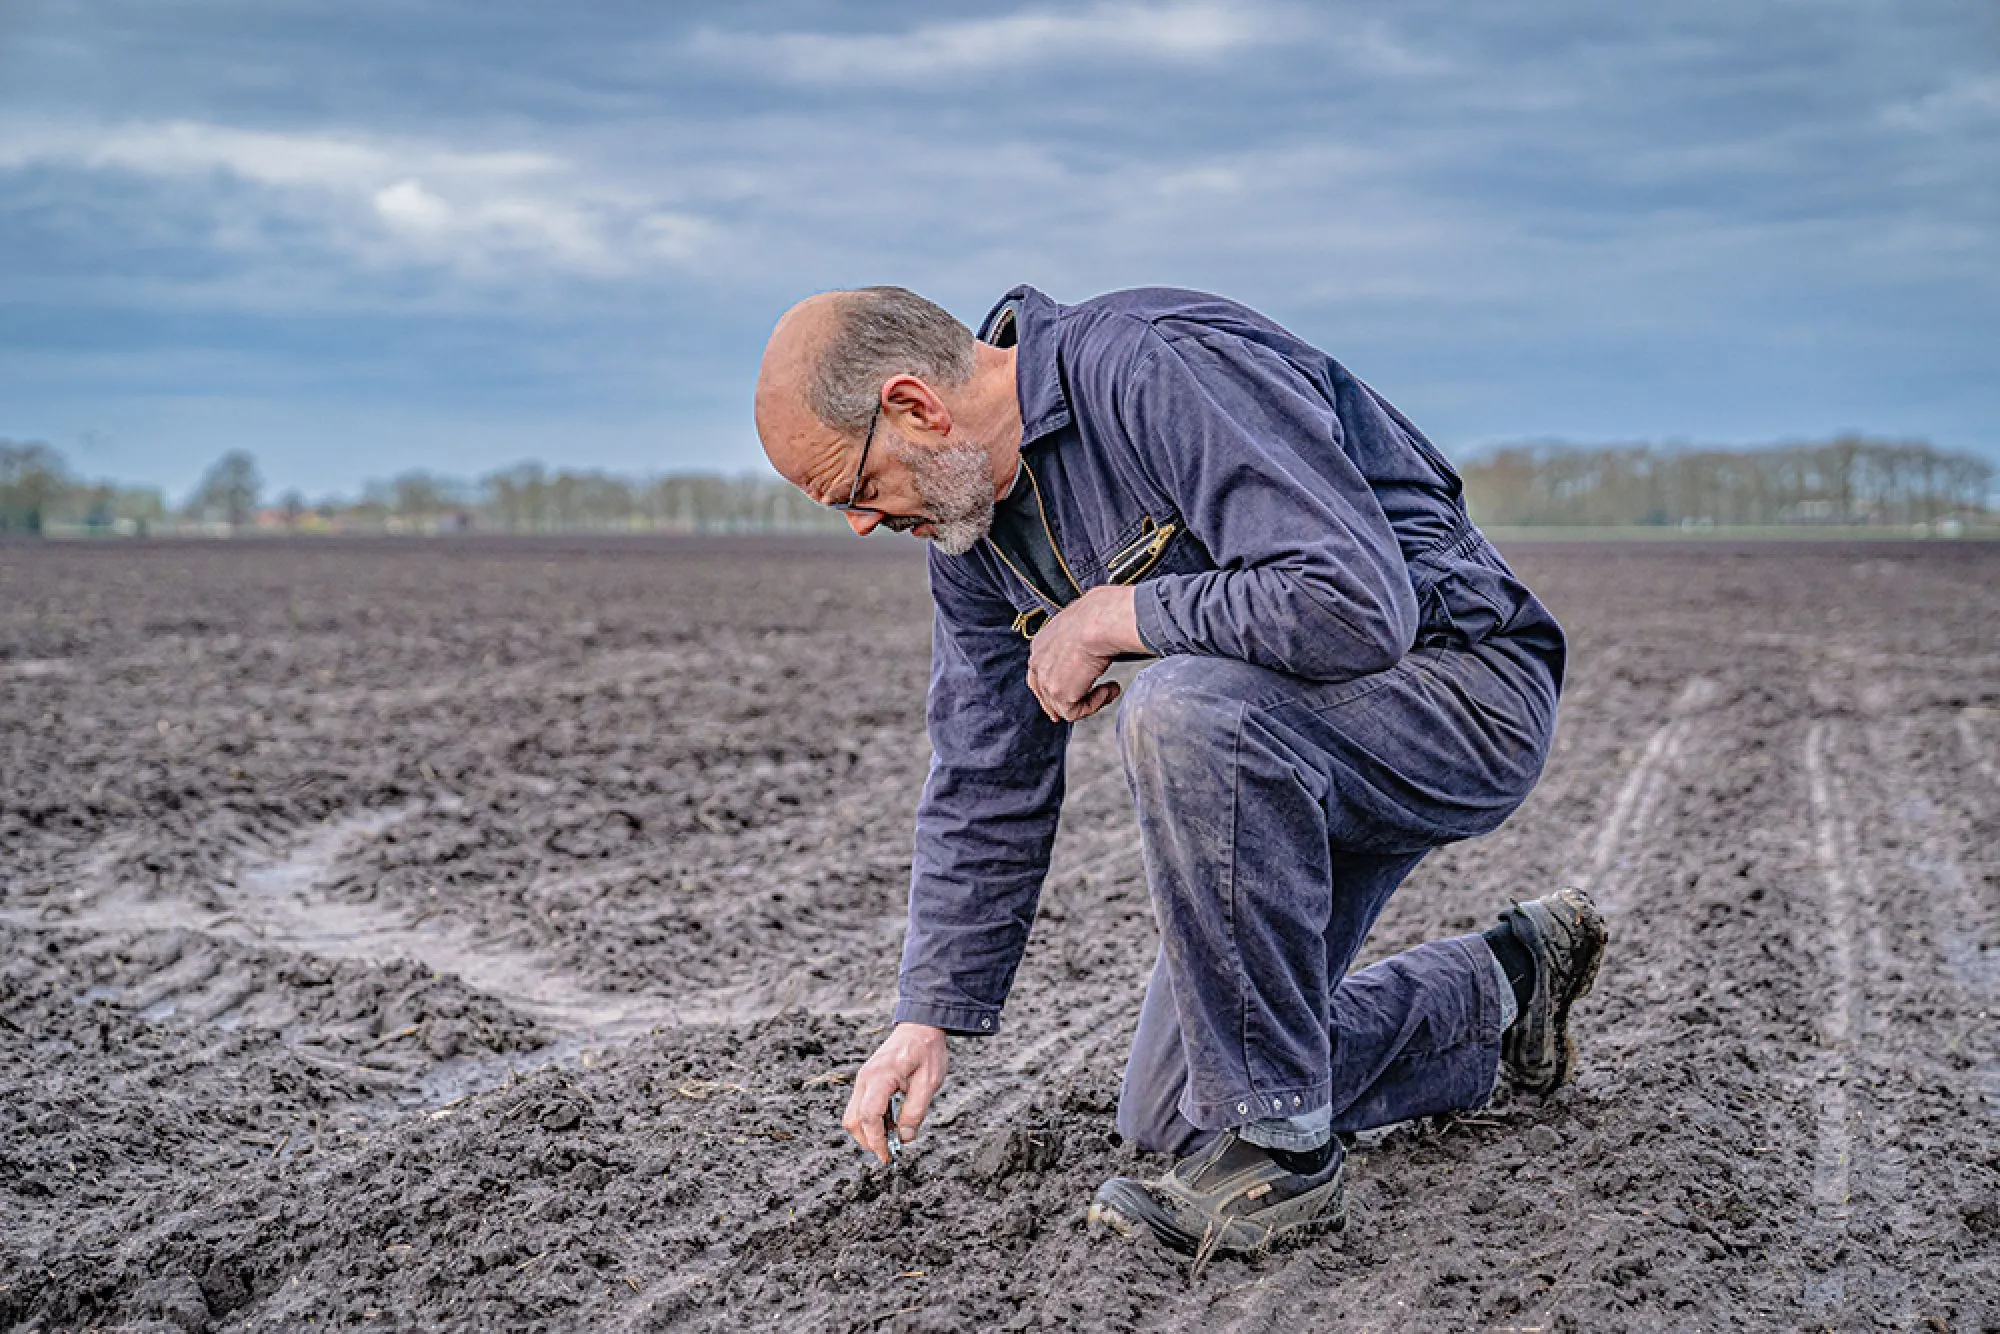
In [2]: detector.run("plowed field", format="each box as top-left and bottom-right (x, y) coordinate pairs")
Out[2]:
(3, 536), (1996, 1332)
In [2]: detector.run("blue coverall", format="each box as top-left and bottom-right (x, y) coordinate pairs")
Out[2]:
(893, 285), (1564, 1153)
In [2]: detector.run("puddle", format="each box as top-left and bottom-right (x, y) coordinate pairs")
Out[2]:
(408, 1035), (609, 1113)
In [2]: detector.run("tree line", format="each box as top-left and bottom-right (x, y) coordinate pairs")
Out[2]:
(1459, 436), (1993, 529)
(4, 434), (1992, 539)
(0, 442), (846, 536)
(0, 441), (171, 536)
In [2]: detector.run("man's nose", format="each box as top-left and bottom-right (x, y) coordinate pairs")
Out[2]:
(845, 510), (882, 537)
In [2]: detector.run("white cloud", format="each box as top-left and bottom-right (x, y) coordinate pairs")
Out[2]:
(0, 119), (714, 281)
(637, 213), (711, 264)
(686, 1), (1289, 84)
(373, 179), (454, 233)
(1340, 20), (1454, 79)
(1883, 75), (2000, 133)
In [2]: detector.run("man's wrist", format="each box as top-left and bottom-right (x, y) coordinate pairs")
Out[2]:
(1129, 580), (1172, 657)
(1088, 584), (1146, 657)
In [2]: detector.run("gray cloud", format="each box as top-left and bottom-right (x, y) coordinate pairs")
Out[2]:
(0, 0), (1993, 496)
(0, 118), (717, 281)
(686, 1), (1294, 84)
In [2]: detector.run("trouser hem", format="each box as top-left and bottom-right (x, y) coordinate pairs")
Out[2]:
(1238, 1118), (1333, 1152)
(1459, 933), (1510, 1108)
(1180, 1081), (1331, 1133)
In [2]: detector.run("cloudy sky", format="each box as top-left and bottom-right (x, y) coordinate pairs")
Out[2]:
(2, 0), (1995, 500)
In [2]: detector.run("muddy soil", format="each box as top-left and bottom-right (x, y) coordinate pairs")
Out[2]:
(2, 535), (1996, 1332)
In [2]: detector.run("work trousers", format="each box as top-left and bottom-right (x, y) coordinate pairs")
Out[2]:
(1112, 626), (1560, 1156)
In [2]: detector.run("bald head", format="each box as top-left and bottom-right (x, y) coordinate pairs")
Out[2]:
(755, 286), (981, 489)
(754, 293), (849, 484)
(754, 287), (1024, 552)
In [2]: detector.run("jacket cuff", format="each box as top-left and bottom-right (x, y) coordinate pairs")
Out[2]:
(1132, 580), (1179, 657)
(893, 997), (1001, 1036)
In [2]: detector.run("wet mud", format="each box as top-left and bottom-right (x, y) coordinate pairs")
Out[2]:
(2, 535), (1997, 1331)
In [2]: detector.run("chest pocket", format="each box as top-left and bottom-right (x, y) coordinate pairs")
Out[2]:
(1006, 513), (1194, 641)
(1102, 514), (1182, 585)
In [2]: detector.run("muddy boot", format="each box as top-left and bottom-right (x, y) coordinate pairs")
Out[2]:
(1496, 887), (1608, 1095)
(1087, 1130), (1345, 1259)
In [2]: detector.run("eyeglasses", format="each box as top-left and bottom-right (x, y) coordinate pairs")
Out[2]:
(826, 402), (882, 514)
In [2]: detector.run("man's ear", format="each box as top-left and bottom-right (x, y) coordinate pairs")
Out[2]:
(882, 375), (952, 441)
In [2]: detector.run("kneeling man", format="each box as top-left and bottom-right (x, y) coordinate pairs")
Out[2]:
(753, 284), (1606, 1256)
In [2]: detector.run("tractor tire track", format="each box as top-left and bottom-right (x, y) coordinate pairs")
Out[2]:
(1801, 720), (1871, 1314)
(1796, 699), (2000, 1324)
(1568, 675), (1716, 912)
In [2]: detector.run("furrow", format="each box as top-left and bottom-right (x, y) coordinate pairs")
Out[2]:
(928, 991), (1136, 1134)
(124, 941), (224, 1019)
(1800, 720), (1863, 1314)
(1564, 676), (1712, 911)
(1833, 723), (1939, 1293)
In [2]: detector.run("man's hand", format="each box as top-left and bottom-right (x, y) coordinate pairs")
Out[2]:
(1026, 585), (1145, 722)
(842, 1023), (949, 1165)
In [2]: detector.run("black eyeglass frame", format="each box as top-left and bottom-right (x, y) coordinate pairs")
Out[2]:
(826, 402), (882, 514)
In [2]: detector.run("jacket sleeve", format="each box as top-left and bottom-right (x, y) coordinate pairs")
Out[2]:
(1123, 330), (1420, 681)
(893, 547), (1069, 1035)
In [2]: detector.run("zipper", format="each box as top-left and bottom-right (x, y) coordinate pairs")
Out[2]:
(1106, 517), (1178, 586)
(987, 541), (1062, 614)
(988, 469), (1177, 639)
(988, 455), (1081, 640)
(1018, 458), (1084, 598)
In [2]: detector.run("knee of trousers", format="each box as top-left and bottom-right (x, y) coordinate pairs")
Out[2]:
(1115, 656), (1249, 784)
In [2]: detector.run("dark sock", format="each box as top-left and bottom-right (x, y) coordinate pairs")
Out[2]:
(1268, 1139), (1338, 1176)
(1484, 919), (1537, 1017)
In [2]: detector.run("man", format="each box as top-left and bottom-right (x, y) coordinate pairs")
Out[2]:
(754, 284), (1606, 1257)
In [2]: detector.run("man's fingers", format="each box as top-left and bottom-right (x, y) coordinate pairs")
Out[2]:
(1057, 677), (1116, 722)
(1028, 660), (1084, 721)
(843, 1074), (894, 1165)
(839, 1100), (879, 1164)
(1024, 663), (1060, 722)
(895, 1071), (940, 1143)
(857, 1109), (890, 1165)
(1073, 679), (1122, 720)
(1027, 624), (1120, 723)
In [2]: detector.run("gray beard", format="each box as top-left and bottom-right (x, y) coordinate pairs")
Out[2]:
(888, 435), (995, 556)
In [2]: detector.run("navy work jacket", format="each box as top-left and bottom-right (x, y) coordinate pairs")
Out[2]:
(894, 285), (1560, 1036)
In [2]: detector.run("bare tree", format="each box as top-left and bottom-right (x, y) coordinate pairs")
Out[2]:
(186, 451), (263, 532)
(0, 440), (71, 535)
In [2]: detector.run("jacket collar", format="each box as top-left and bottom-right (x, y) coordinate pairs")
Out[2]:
(978, 285), (1072, 448)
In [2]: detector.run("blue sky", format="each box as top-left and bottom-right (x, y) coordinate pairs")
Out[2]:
(1, 0), (1995, 501)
